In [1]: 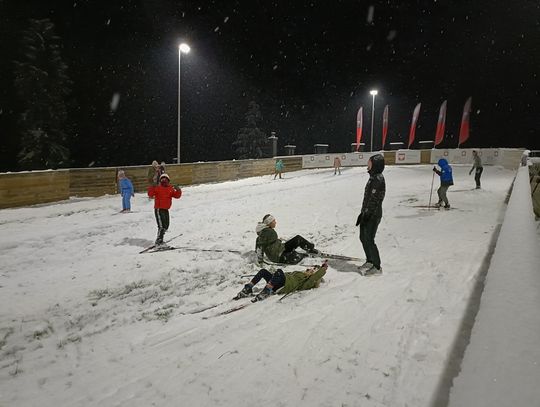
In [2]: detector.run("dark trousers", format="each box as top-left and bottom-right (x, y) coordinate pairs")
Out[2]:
(283, 235), (313, 253)
(252, 268), (286, 291)
(437, 185), (450, 206)
(475, 167), (483, 188)
(154, 208), (170, 240)
(279, 235), (314, 263)
(360, 216), (381, 268)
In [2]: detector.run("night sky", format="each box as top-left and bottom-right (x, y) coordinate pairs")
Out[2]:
(1, 0), (539, 169)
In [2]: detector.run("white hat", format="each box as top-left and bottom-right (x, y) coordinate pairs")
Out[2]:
(160, 173), (170, 180)
(263, 214), (275, 225)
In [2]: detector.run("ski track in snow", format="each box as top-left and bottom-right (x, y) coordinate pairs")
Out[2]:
(0, 165), (514, 407)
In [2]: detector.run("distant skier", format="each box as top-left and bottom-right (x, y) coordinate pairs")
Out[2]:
(356, 154), (385, 275)
(234, 261), (328, 302)
(117, 170), (134, 213)
(333, 156), (342, 175)
(255, 214), (318, 265)
(274, 159), (284, 179)
(469, 150), (483, 189)
(433, 158), (454, 209)
(147, 174), (182, 245)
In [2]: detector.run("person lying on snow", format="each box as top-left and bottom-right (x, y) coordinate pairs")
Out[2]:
(235, 261), (328, 302)
(255, 214), (319, 265)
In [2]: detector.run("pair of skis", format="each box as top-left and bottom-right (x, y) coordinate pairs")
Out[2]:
(138, 233), (183, 254)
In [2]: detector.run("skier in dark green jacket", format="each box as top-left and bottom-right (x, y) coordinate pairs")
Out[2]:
(235, 261), (328, 302)
(255, 214), (319, 265)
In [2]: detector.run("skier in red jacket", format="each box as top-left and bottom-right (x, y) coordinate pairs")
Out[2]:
(147, 174), (182, 245)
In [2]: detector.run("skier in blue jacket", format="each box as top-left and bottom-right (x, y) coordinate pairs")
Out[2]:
(433, 158), (454, 209)
(117, 170), (135, 212)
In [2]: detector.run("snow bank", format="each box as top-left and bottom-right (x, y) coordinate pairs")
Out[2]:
(0, 165), (518, 406)
(448, 166), (540, 407)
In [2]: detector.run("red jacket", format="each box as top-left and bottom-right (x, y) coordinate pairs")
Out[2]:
(147, 184), (182, 209)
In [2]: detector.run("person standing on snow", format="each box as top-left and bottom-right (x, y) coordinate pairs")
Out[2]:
(117, 170), (135, 213)
(469, 150), (483, 189)
(333, 156), (342, 175)
(274, 159), (284, 179)
(433, 158), (454, 209)
(255, 214), (319, 265)
(356, 154), (386, 275)
(234, 261), (328, 302)
(147, 174), (182, 245)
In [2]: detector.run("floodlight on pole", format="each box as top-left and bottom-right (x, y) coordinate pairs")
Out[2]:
(177, 43), (191, 163)
(369, 89), (378, 152)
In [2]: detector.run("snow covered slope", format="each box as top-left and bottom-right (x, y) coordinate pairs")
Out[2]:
(0, 165), (514, 406)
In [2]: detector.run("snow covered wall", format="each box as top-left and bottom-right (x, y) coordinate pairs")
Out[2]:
(448, 166), (540, 407)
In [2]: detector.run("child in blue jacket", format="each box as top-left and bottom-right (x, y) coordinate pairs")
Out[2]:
(117, 170), (135, 212)
(433, 158), (454, 209)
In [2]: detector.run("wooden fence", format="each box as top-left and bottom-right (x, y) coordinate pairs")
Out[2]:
(0, 158), (277, 209)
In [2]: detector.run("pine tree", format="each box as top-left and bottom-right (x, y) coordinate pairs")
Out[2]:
(13, 19), (72, 170)
(233, 101), (268, 159)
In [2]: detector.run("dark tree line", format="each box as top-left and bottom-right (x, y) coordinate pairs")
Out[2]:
(13, 18), (72, 170)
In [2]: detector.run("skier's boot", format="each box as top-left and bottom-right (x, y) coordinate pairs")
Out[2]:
(252, 287), (272, 302)
(364, 265), (382, 276)
(233, 284), (253, 300)
(358, 262), (373, 274)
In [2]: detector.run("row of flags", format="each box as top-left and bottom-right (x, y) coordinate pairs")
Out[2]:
(355, 97), (472, 150)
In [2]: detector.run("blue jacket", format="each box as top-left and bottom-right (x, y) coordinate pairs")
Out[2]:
(120, 178), (134, 196)
(275, 160), (284, 171)
(436, 159), (454, 186)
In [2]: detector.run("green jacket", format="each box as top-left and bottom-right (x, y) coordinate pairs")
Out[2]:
(280, 266), (327, 294)
(256, 223), (284, 262)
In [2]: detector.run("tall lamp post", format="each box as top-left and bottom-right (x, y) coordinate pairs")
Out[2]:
(369, 89), (378, 152)
(177, 43), (190, 163)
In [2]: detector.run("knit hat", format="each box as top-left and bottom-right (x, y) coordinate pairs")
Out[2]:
(263, 214), (275, 225)
(160, 173), (170, 181)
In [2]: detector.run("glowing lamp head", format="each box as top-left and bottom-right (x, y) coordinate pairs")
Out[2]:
(179, 43), (191, 54)
(370, 90), (378, 96)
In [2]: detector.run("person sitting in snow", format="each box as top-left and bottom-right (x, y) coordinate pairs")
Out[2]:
(117, 170), (134, 213)
(235, 261), (328, 302)
(255, 214), (319, 265)
(433, 158), (454, 209)
(147, 174), (182, 245)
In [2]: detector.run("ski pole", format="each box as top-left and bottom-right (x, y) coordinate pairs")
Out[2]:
(428, 171), (435, 209)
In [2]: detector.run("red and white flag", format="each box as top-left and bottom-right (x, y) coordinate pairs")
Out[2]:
(356, 106), (363, 151)
(458, 97), (472, 147)
(434, 100), (447, 146)
(408, 103), (421, 148)
(382, 105), (389, 149)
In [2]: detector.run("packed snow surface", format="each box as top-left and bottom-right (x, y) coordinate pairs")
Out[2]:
(0, 165), (515, 406)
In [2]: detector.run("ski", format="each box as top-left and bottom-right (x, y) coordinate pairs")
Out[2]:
(139, 233), (183, 254)
(143, 246), (244, 255)
(411, 205), (463, 211)
(202, 302), (252, 319)
(309, 251), (363, 262)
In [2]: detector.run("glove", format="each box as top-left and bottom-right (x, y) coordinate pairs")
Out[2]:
(355, 214), (363, 226)
(432, 166), (437, 172)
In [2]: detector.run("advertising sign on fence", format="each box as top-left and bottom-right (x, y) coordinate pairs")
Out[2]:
(302, 152), (379, 168)
(395, 150), (421, 164)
